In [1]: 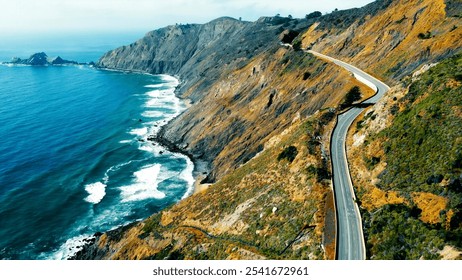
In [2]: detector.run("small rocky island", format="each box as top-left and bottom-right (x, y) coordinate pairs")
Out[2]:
(5, 52), (93, 66)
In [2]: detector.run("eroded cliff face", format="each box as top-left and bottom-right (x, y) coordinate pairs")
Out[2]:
(98, 17), (310, 102)
(99, 0), (462, 183)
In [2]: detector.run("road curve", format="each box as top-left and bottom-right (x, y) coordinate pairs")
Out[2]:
(308, 50), (390, 260)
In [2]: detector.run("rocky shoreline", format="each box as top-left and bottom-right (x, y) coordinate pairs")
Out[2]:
(147, 129), (211, 182)
(67, 73), (209, 260)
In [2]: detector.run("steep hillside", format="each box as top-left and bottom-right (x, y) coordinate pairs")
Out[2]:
(161, 0), (461, 183)
(301, 0), (462, 82)
(349, 54), (462, 259)
(98, 16), (311, 102)
(159, 48), (372, 182)
(97, 0), (461, 184)
(76, 0), (462, 259)
(72, 110), (340, 260)
(75, 46), (374, 260)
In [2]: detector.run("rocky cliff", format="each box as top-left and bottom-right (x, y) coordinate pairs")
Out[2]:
(98, 0), (462, 183)
(75, 0), (462, 259)
(98, 17), (310, 102)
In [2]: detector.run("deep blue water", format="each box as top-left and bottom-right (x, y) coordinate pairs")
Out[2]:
(0, 47), (193, 259)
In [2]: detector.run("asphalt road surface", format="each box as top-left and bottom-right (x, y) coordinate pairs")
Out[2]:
(308, 50), (390, 260)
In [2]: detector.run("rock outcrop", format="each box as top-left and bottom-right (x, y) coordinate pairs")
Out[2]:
(8, 52), (81, 66)
(97, 16), (317, 180)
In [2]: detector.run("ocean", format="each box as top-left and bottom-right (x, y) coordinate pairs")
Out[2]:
(0, 36), (194, 259)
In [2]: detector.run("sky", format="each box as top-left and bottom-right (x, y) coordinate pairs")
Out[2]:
(1, 0), (374, 36)
(0, 0), (374, 58)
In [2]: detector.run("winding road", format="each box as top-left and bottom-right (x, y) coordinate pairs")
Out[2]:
(308, 50), (390, 260)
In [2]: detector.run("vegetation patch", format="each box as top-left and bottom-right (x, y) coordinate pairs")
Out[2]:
(377, 54), (462, 194)
(417, 31), (433, 40)
(363, 156), (381, 170)
(277, 146), (298, 163)
(341, 86), (362, 108)
(363, 204), (445, 259)
(358, 53), (462, 259)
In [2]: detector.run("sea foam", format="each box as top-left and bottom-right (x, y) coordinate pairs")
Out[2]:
(141, 111), (164, 118)
(144, 84), (163, 89)
(48, 234), (94, 260)
(120, 164), (165, 202)
(180, 157), (195, 199)
(159, 75), (180, 87)
(129, 127), (148, 137)
(84, 182), (107, 204)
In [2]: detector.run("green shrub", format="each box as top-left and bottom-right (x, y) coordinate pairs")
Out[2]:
(455, 72), (462, 82)
(303, 72), (311, 80)
(342, 86), (362, 107)
(316, 166), (331, 181)
(356, 120), (365, 130)
(319, 109), (336, 126)
(292, 40), (302, 51)
(277, 146), (298, 163)
(417, 31), (432, 39)
(364, 156), (381, 170)
(305, 11), (322, 19)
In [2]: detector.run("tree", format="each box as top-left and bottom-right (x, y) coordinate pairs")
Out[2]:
(343, 86), (362, 106)
(277, 146), (298, 163)
(292, 40), (302, 51)
(305, 11), (322, 19)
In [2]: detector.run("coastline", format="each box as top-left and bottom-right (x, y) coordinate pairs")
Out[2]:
(146, 122), (211, 194)
(66, 68), (209, 260)
(97, 65), (210, 185)
(193, 174), (213, 194)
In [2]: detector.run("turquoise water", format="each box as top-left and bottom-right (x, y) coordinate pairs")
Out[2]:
(0, 45), (193, 259)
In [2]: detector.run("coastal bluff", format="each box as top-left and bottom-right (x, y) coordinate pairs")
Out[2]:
(97, 16), (310, 101)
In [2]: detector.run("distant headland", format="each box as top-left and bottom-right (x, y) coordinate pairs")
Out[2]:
(4, 52), (94, 66)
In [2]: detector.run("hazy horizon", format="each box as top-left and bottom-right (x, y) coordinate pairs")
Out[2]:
(1, 0), (374, 36)
(1, 0), (375, 60)
(0, 32), (145, 62)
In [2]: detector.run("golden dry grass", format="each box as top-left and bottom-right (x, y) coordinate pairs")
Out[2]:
(302, 0), (462, 82)
(411, 192), (448, 224)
